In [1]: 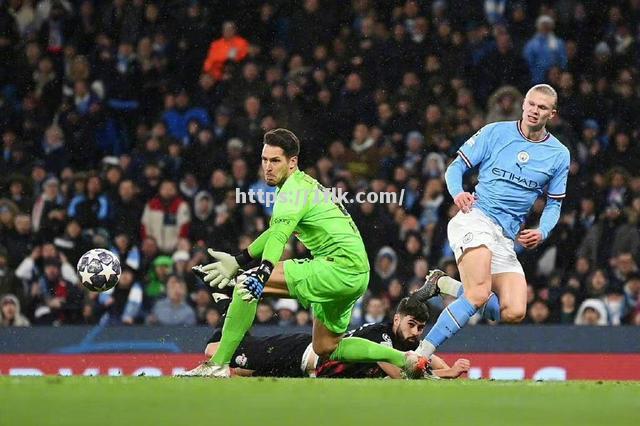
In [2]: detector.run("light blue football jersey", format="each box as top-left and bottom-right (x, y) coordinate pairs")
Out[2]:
(455, 120), (570, 240)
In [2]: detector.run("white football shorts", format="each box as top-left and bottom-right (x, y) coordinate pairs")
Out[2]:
(447, 208), (524, 275)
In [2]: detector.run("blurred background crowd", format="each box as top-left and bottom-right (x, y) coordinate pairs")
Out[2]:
(1, 0), (640, 328)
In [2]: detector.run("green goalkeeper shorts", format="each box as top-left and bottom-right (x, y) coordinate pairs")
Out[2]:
(283, 257), (369, 334)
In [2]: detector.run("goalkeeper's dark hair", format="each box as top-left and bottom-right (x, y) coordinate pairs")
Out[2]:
(263, 128), (300, 158)
(396, 297), (430, 323)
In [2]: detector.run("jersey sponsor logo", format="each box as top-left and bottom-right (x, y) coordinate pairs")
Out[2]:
(235, 353), (248, 367)
(272, 217), (293, 225)
(491, 167), (542, 189)
(517, 151), (530, 163)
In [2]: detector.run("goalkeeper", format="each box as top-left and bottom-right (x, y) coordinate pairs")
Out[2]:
(180, 128), (428, 378)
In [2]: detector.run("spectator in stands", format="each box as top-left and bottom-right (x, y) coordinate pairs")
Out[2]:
(202, 301), (221, 326)
(15, 242), (78, 286)
(203, 21), (248, 82)
(386, 278), (405, 313)
(162, 89), (210, 141)
(556, 289), (579, 324)
(189, 191), (216, 242)
(5, 176), (33, 214)
(170, 249), (193, 287)
(193, 288), (212, 325)
(274, 299), (298, 327)
(523, 15), (567, 84)
(145, 255), (172, 300)
(575, 299), (609, 326)
(604, 288), (626, 326)
(111, 179), (144, 240)
(578, 202), (639, 269)
(54, 219), (89, 266)
(296, 309), (311, 326)
(183, 128), (223, 185)
(111, 233), (141, 272)
(0, 294), (30, 327)
(68, 174), (110, 231)
(0, 247), (21, 302)
(32, 176), (66, 241)
(29, 257), (83, 325)
(362, 296), (387, 325)
(97, 266), (143, 325)
(140, 180), (190, 254)
(147, 275), (195, 326)
(0, 199), (18, 234)
(255, 300), (277, 325)
(2, 213), (34, 269)
(485, 86), (523, 123)
(477, 30), (529, 101)
(526, 299), (551, 324)
(370, 246), (398, 296)
(623, 274), (640, 320)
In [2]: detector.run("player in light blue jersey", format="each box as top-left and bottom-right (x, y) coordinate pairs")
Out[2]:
(414, 84), (570, 358)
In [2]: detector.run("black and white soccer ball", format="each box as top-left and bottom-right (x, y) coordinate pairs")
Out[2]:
(76, 248), (122, 292)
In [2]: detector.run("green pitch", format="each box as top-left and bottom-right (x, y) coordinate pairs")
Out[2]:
(1, 377), (639, 426)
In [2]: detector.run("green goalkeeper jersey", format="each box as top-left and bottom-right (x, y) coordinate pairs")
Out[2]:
(248, 170), (370, 273)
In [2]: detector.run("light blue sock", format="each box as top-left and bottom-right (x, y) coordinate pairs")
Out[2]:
(482, 292), (501, 321)
(448, 280), (499, 322)
(423, 295), (477, 355)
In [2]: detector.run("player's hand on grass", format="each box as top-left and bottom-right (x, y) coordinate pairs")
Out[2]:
(201, 249), (240, 289)
(454, 192), (475, 213)
(237, 261), (273, 302)
(517, 228), (543, 249)
(451, 359), (471, 378)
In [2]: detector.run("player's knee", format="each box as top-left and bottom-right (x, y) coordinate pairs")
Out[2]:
(312, 340), (338, 357)
(501, 306), (526, 323)
(464, 284), (492, 307)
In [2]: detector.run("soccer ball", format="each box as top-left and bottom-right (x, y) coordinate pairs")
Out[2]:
(77, 248), (122, 292)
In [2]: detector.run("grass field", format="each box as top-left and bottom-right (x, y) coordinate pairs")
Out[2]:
(1, 377), (639, 426)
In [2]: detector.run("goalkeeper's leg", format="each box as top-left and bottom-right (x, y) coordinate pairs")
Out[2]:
(211, 262), (291, 366)
(312, 319), (427, 379)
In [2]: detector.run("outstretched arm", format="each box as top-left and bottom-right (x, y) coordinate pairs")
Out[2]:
(444, 157), (466, 199)
(237, 191), (308, 301)
(446, 124), (493, 212)
(378, 362), (403, 379)
(538, 197), (563, 239)
(431, 356), (471, 379)
(247, 228), (272, 259)
(445, 158), (476, 213)
(518, 153), (569, 249)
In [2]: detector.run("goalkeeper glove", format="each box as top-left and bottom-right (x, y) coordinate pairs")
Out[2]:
(237, 261), (273, 302)
(201, 249), (253, 289)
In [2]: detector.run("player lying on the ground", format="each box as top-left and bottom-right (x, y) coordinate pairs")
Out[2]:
(200, 296), (470, 379)
(179, 128), (427, 378)
(411, 84), (570, 359)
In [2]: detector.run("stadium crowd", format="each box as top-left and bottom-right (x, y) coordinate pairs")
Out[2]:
(1, 0), (640, 328)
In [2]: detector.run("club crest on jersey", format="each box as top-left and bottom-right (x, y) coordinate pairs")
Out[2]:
(517, 151), (530, 163)
(463, 232), (473, 244)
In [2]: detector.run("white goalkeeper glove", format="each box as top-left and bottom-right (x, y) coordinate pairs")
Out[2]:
(201, 249), (240, 289)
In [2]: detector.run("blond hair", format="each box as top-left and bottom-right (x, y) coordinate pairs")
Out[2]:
(527, 84), (558, 109)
